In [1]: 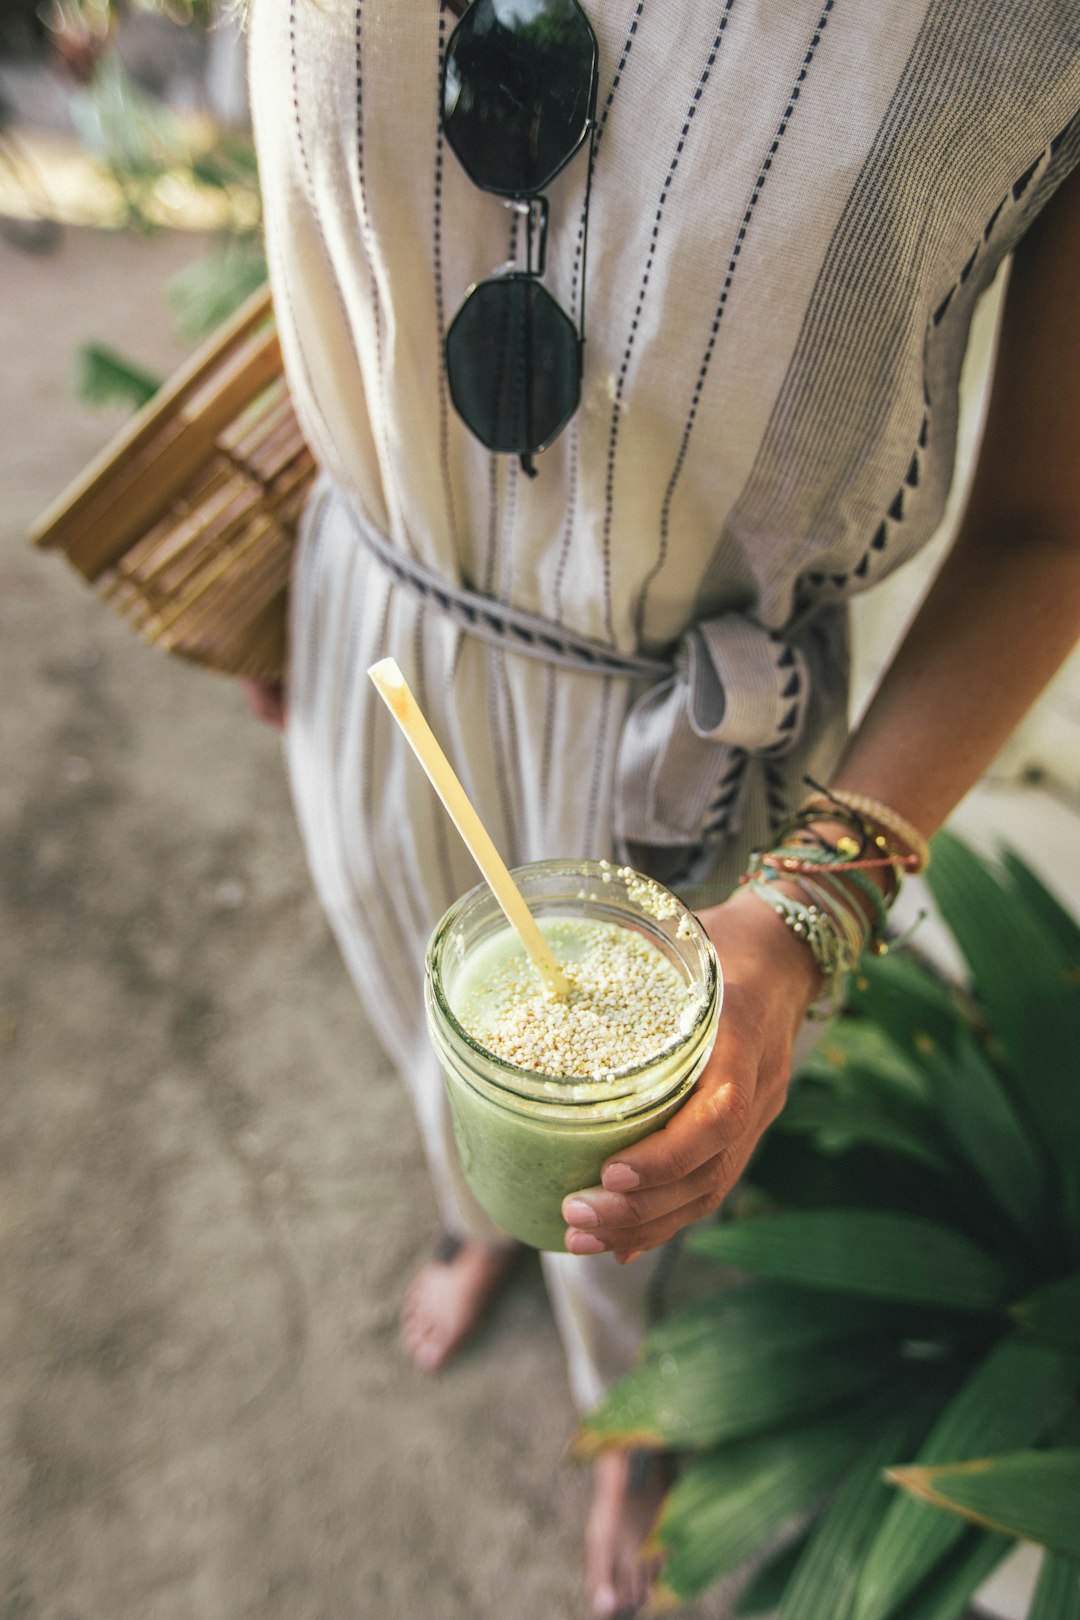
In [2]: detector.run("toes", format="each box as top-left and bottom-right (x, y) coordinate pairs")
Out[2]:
(412, 1337), (443, 1372)
(591, 1582), (619, 1617)
(398, 1240), (518, 1374)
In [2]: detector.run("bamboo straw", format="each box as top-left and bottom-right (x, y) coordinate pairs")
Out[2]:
(368, 657), (572, 1000)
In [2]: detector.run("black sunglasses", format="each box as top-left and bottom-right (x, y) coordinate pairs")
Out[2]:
(441, 0), (600, 476)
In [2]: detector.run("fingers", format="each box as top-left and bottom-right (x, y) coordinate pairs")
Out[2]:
(599, 1065), (755, 1193)
(564, 1177), (733, 1258)
(563, 1152), (734, 1236)
(562, 1135), (758, 1258)
(561, 1036), (791, 1255)
(560, 950), (800, 1256)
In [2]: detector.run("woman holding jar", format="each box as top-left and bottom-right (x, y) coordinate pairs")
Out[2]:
(241, 2), (1080, 1612)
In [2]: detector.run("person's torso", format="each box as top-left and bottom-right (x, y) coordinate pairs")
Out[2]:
(249, 0), (1080, 652)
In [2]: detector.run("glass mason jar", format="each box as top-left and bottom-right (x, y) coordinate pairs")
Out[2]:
(424, 859), (722, 1251)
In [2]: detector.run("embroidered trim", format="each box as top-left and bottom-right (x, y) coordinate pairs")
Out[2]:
(800, 105), (1079, 603)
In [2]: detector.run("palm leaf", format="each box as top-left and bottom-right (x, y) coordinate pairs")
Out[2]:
(1000, 850), (1080, 974)
(844, 950), (962, 1068)
(925, 832), (1080, 1236)
(650, 1396), (894, 1606)
(1012, 1273), (1080, 1350)
(688, 1211), (1013, 1311)
(733, 1531), (812, 1616)
(918, 1026), (1049, 1248)
(888, 1451), (1080, 1557)
(1030, 1551), (1080, 1620)
(798, 1018), (932, 1104)
(578, 1333), (896, 1454)
(851, 1337), (1079, 1620)
(889, 1531), (1013, 1620)
(75, 343), (162, 411)
(775, 1403), (937, 1620)
(166, 242), (268, 340)
(823, 960), (1047, 1252)
(745, 1132), (1004, 1254)
(641, 1281), (946, 1362)
(777, 1082), (957, 1176)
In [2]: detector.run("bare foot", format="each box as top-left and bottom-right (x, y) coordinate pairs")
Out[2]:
(399, 1234), (519, 1373)
(586, 1449), (672, 1618)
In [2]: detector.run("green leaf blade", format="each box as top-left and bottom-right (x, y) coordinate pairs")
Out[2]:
(1030, 1551), (1080, 1620)
(776, 1404), (936, 1620)
(890, 1451), (1080, 1558)
(734, 1532), (812, 1616)
(920, 1027), (1049, 1247)
(653, 1397), (892, 1605)
(641, 1281), (945, 1361)
(889, 1531), (1012, 1620)
(688, 1211), (1013, 1310)
(76, 343), (163, 412)
(851, 1337), (1079, 1620)
(844, 949), (961, 1070)
(777, 1082), (957, 1176)
(924, 832), (1080, 1236)
(1000, 850), (1080, 975)
(579, 1334), (895, 1453)
(1012, 1272), (1080, 1350)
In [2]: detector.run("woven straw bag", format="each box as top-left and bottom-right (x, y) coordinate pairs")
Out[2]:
(29, 284), (316, 684)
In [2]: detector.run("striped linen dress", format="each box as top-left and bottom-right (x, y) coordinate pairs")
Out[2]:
(248, 0), (1080, 1408)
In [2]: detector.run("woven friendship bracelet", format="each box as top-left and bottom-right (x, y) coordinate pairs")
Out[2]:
(800, 789), (931, 874)
(754, 843), (890, 940)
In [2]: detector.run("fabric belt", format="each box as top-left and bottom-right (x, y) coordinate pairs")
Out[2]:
(340, 489), (840, 852)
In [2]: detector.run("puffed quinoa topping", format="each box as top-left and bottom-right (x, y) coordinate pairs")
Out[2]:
(457, 917), (694, 1079)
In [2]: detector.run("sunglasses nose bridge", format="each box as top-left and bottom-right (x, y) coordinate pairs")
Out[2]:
(529, 196), (550, 279)
(497, 196), (550, 279)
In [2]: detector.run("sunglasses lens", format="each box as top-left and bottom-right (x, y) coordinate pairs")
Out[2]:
(444, 0), (598, 194)
(446, 278), (580, 454)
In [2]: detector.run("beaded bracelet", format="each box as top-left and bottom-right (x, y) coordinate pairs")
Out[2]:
(742, 874), (859, 1014)
(800, 873), (876, 957)
(798, 874), (873, 966)
(741, 815), (907, 1009)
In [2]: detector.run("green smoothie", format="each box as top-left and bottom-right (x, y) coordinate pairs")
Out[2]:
(425, 862), (721, 1251)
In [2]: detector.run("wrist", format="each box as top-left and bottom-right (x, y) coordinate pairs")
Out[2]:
(737, 853), (875, 1015)
(710, 887), (826, 1011)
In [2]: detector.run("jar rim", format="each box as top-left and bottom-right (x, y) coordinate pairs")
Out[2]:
(425, 858), (720, 1104)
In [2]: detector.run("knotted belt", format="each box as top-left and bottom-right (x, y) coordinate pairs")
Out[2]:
(342, 488), (841, 852)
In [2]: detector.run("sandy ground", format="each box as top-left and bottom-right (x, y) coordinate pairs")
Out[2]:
(1, 228), (747, 1619)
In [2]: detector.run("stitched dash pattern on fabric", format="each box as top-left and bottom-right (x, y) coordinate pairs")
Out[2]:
(703, 749), (747, 839)
(802, 104), (1080, 602)
(635, 0), (835, 645)
(351, 0), (413, 557)
(569, 0), (647, 319)
(557, 0), (650, 625)
(601, 0), (738, 645)
(432, 3), (460, 549)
